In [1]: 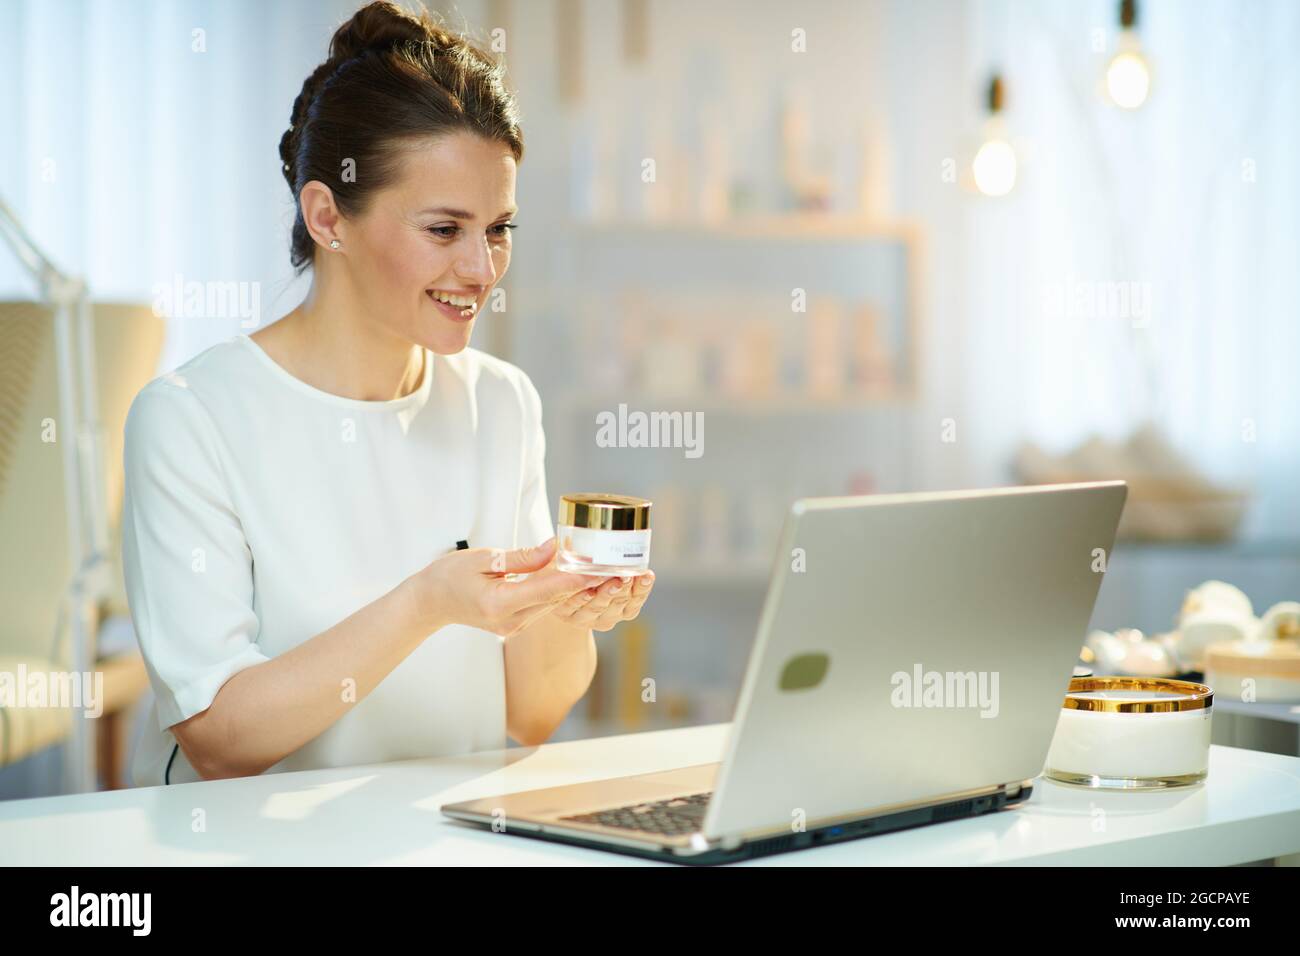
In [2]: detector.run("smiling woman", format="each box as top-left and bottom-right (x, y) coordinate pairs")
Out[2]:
(275, 0), (522, 359)
(120, 1), (655, 787)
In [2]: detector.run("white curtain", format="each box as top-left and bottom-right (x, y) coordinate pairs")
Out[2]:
(0, 0), (371, 370)
(957, 0), (1300, 537)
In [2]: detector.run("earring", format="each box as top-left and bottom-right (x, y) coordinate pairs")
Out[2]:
(329, 239), (340, 250)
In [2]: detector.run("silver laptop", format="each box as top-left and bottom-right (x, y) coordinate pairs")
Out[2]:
(442, 481), (1127, 864)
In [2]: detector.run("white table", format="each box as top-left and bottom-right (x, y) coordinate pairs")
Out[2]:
(2, 724), (1299, 865)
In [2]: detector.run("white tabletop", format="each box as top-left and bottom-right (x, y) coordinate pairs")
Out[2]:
(2, 723), (1299, 865)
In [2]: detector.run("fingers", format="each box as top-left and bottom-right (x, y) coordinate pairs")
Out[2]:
(482, 537), (556, 576)
(551, 577), (616, 622)
(563, 575), (644, 627)
(620, 570), (655, 619)
(592, 572), (655, 630)
(551, 579), (608, 621)
(586, 575), (631, 614)
(551, 587), (598, 623)
(505, 564), (604, 609)
(508, 598), (568, 634)
(486, 561), (655, 634)
(506, 574), (613, 631)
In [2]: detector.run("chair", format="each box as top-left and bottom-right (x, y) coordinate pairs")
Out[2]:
(0, 301), (164, 788)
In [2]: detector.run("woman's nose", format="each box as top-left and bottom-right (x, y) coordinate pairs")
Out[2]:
(455, 233), (497, 285)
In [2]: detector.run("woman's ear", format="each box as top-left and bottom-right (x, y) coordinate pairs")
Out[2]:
(299, 180), (344, 253)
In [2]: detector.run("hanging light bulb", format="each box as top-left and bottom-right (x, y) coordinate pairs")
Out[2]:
(972, 73), (1017, 197)
(1106, 0), (1151, 109)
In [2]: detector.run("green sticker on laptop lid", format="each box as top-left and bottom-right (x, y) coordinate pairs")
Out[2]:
(779, 652), (830, 691)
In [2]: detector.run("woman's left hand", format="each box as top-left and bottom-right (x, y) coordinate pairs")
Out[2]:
(551, 571), (655, 632)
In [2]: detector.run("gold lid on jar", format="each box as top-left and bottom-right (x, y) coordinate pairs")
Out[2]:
(558, 493), (651, 531)
(1061, 676), (1213, 714)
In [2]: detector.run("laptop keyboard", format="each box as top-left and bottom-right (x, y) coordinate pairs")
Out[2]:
(560, 791), (712, 836)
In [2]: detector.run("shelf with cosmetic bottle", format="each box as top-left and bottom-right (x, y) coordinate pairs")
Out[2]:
(556, 468), (903, 591)
(512, 217), (923, 597)
(564, 215), (920, 241)
(560, 286), (917, 410)
(653, 475), (880, 587)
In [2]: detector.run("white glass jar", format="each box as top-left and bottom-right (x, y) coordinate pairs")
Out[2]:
(1044, 677), (1213, 790)
(556, 493), (652, 577)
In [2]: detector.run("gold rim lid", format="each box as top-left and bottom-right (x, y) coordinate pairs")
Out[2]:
(1062, 676), (1213, 714)
(558, 493), (652, 531)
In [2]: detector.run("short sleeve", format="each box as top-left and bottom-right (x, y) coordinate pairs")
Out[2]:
(122, 377), (271, 730)
(516, 371), (554, 550)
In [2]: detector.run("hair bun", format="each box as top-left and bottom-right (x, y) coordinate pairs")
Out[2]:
(329, 1), (452, 61)
(281, 0), (522, 273)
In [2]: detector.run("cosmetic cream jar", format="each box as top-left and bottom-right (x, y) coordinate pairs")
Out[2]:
(556, 493), (652, 576)
(1205, 639), (1300, 703)
(1044, 677), (1213, 790)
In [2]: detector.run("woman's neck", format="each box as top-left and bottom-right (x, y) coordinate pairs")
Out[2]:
(258, 274), (425, 402)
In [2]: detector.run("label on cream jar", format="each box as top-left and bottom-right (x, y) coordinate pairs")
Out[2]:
(559, 525), (652, 568)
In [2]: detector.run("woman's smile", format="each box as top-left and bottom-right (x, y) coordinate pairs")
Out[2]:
(426, 287), (481, 322)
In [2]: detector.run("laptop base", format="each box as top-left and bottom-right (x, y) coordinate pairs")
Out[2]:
(453, 783), (1033, 865)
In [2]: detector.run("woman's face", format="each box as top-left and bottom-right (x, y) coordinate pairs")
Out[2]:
(343, 130), (517, 355)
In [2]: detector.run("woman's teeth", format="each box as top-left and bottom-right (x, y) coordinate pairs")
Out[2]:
(429, 290), (477, 310)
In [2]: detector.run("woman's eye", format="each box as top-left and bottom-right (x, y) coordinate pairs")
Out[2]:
(425, 223), (515, 241)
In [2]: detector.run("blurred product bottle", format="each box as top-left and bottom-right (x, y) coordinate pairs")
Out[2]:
(806, 298), (845, 399)
(801, 144), (835, 213)
(748, 485), (784, 565)
(724, 111), (761, 216)
(719, 314), (749, 398)
(699, 318), (724, 393)
(618, 620), (650, 729)
(728, 488), (751, 558)
(732, 485), (764, 564)
(858, 116), (895, 221)
(586, 650), (608, 724)
(620, 294), (649, 392)
(644, 315), (700, 396)
(663, 692), (693, 724)
(697, 484), (731, 565)
(649, 483), (682, 563)
(695, 101), (733, 224)
(568, 105), (618, 222)
(780, 302), (805, 393)
(589, 294), (627, 392)
(779, 89), (812, 211)
(849, 303), (895, 397)
(697, 686), (739, 724)
(846, 471), (876, 497)
(745, 318), (780, 397)
(645, 106), (681, 223)
(619, 82), (654, 221)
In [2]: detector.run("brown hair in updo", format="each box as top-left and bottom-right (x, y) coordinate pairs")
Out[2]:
(278, 1), (523, 272)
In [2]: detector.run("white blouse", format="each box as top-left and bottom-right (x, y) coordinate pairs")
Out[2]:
(122, 334), (552, 786)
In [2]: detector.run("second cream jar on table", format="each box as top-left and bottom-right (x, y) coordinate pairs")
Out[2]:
(1044, 676), (1213, 790)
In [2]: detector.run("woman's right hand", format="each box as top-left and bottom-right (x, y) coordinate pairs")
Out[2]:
(408, 537), (607, 637)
